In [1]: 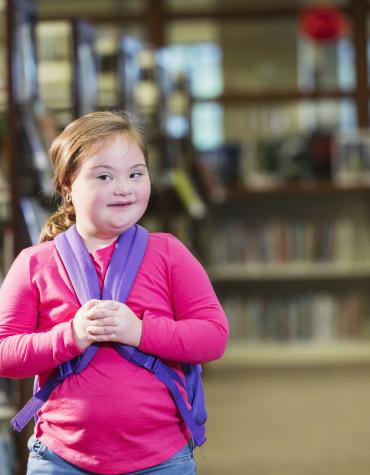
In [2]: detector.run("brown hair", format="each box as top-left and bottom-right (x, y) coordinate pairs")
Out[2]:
(39, 110), (149, 242)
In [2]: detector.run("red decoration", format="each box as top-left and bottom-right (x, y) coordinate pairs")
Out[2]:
(299, 5), (348, 42)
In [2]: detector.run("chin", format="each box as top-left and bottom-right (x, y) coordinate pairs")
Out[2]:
(107, 223), (133, 234)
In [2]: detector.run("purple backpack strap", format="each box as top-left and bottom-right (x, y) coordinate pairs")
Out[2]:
(58, 224), (148, 374)
(112, 344), (206, 446)
(11, 223), (207, 446)
(11, 224), (148, 432)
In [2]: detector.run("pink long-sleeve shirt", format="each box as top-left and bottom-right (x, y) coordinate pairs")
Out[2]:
(0, 232), (228, 474)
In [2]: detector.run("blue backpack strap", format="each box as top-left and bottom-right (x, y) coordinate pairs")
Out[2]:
(12, 224), (207, 446)
(105, 227), (207, 444)
(102, 225), (147, 302)
(153, 362), (206, 446)
(59, 224), (149, 374)
(184, 363), (207, 426)
(11, 224), (148, 432)
(113, 344), (206, 446)
(56, 223), (102, 304)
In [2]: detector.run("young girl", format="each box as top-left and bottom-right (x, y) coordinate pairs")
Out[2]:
(0, 111), (228, 475)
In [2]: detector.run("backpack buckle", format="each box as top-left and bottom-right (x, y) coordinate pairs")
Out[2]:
(142, 355), (160, 372)
(56, 361), (73, 381)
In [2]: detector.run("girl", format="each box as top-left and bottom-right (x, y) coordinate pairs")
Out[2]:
(0, 111), (228, 475)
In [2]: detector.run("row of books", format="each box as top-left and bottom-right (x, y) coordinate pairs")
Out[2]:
(199, 129), (370, 191)
(223, 292), (362, 343)
(333, 130), (370, 185)
(205, 217), (355, 265)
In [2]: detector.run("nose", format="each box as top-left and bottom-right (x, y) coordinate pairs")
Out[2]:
(113, 179), (132, 196)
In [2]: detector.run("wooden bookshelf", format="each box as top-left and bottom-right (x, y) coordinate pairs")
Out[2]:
(0, 405), (17, 422)
(215, 182), (370, 201)
(208, 341), (370, 369)
(194, 88), (357, 104)
(203, 170), (370, 357)
(208, 261), (370, 283)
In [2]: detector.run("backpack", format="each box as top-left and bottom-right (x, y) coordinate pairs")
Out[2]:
(11, 224), (207, 446)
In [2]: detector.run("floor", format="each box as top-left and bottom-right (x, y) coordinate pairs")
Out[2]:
(196, 365), (370, 475)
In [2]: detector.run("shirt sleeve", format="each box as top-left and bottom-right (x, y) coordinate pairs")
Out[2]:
(0, 249), (83, 379)
(139, 235), (229, 363)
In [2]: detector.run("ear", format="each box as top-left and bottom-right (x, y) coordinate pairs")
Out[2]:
(63, 178), (72, 194)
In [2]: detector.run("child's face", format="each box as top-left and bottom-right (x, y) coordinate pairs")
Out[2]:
(67, 133), (151, 245)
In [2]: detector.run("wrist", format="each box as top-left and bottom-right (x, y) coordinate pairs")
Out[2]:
(72, 321), (90, 351)
(128, 318), (143, 347)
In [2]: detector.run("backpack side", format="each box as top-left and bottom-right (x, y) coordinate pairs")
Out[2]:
(183, 363), (207, 439)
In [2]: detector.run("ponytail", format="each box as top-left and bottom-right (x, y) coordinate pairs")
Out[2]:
(39, 201), (75, 242)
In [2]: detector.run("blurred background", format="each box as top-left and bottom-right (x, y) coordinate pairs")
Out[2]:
(1, 0), (370, 473)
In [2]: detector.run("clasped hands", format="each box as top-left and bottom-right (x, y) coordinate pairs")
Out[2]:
(72, 299), (142, 351)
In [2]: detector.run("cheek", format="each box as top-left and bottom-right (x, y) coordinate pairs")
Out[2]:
(72, 188), (102, 210)
(143, 180), (151, 199)
(141, 189), (151, 205)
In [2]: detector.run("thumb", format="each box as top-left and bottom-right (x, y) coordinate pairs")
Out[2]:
(84, 299), (100, 309)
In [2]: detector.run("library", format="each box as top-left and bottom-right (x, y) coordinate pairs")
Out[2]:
(1, 0), (370, 474)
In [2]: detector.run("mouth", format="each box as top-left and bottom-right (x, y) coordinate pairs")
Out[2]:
(108, 202), (133, 207)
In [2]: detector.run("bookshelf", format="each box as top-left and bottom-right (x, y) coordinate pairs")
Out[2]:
(208, 261), (370, 283)
(209, 342), (370, 370)
(4, 1), (64, 471)
(36, 18), (98, 129)
(0, 3), (16, 468)
(36, 20), (73, 128)
(202, 179), (370, 366)
(152, 1), (370, 367)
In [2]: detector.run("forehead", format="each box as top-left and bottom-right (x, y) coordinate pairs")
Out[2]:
(83, 133), (145, 167)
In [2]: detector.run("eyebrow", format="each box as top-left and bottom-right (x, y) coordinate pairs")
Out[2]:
(90, 163), (147, 171)
(91, 165), (115, 170)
